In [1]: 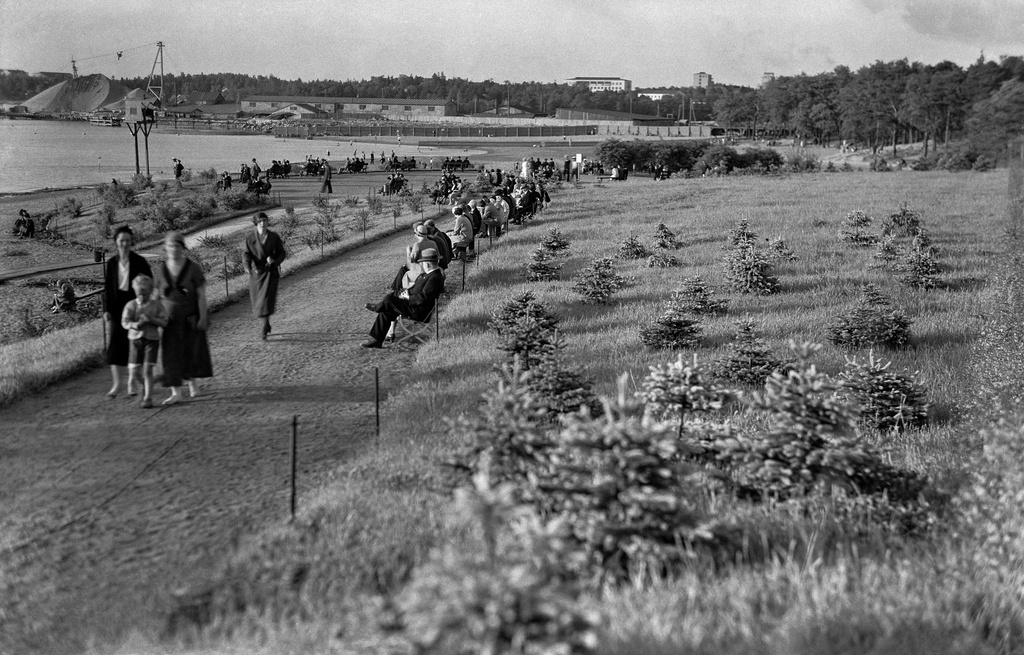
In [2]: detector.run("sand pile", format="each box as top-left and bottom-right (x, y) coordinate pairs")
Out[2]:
(21, 74), (129, 113)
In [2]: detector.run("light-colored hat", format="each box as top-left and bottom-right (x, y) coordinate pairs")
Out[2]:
(419, 248), (439, 263)
(414, 224), (430, 236)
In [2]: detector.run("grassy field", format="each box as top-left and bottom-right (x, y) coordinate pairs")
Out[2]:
(108, 167), (1024, 654)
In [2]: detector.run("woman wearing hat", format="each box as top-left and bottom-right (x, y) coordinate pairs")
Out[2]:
(244, 212), (287, 340)
(103, 225), (152, 398)
(158, 231), (212, 405)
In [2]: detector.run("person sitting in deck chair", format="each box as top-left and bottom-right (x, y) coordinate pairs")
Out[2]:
(51, 279), (77, 313)
(361, 249), (444, 349)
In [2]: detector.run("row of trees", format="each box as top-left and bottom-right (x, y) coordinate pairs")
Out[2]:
(714, 56), (1024, 158)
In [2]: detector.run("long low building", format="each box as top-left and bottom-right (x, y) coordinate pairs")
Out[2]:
(241, 95), (457, 117)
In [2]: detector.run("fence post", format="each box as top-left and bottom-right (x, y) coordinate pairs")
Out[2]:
(223, 255), (229, 299)
(290, 415), (298, 520)
(374, 367), (380, 447)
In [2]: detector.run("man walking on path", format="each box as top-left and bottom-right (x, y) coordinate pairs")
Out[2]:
(320, 159), (333, 195)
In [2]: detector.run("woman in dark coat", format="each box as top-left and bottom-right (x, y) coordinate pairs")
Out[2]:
(104, 225), (152, 397)
(243, 212), (287, 340)
(159, 231), (212, 405)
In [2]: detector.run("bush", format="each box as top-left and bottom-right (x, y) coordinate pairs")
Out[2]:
(638, 354), (727, 427)
(897, 238), (941, 289)
(526, 247), (561, 282)
(617, 234), (650, 260)
(870, 234), (902, 270)
(136, 197), (183, 233)
(342, 195), (360, 208)
(723, 240), (780, 295)
(96, 180), (136, 208)
(840, 352), (929, 433)
(839, 210), (879, 246)
(881, 203), (922, 238)
(714, 319), (791, 387)
(540, 228), (571, 255)
(827, 284), (911, 349)
(396, 472), (599, 654)
(130, 173), (153, 191)
(639, 295), (702, 350)
(197, 167), (217, 182)
(489, 291), (561, 369)
(218, 189), (261, 211)
(92, 205), (116, 242)
(406, 193), (424, 214)
(523, 347), (600, 417)
(869, 157), (891, 172)
(646, 251), (680, 268)
(277, 206), (301, 242)
(312, 196), (342, 243)
(365, 193), (384, 214)
(653, 223), (680, 249)
(786, 152), (821, 172)
(179, 193), (217, 224)
(571, 258), (628, 304)
(56, 196), (83, 219)
(728, 218), (756, 247)
(766, 236), (797, 262)
(673, 276), (728, 315)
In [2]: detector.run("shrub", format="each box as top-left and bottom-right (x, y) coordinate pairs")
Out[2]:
(526, 247), (561, 282)
(838, 210), (879, 246)
(218, 189), (261, 211)
(714, 319), (791, 387)
(56, 196), (83, 219)
(197, 167), (217, 182)
(723, 240), (780, 295)
(827, 284), (911, 349)
(673, 276), (728, 315)
(92, 205), (115, 242)
(540, 228), (571, 255)
(365, 193), (384, 214)
(881, 203), (922, 237)
(646, 251), (679, 268)
(312, 196), (342, 243)
(897, 240), (941, 289)
(869, 157), (891, 172)
(342, 195), (360, 208)
(870, 234), (902, 270)
(786, 152), (821, 172)
(766, 236), (797, 262)
(406, 193), (424, 214)
(638, 354), (727, 427)
(179, 193), (216, 224)
(278, 206), (301, 242)
(396, 471), (599, 654)
(717, 343), (929, 509)
(130, 173), (153, 191)
(639, 295), (702, 350)
(136, 198), (182, 233)
(653, 223), (680, 250)
(617, 234), (650, 260)
(352, 208), (373, 238)
(96, 180), (136, 208)
(571, 257), (628, 304)
(523, 347), (600, 417)
(178, 168), (193, 183)
(728, 218), (756, 247)
(489, 291), (560, 369)
(840, 352), (929, 433)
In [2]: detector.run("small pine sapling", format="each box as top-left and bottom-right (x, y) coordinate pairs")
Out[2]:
(840, 352), (929, 433)
(838, 210), (879, 246)
(653, 223), (681, 249)
(728, 218), (756, 247)
(714, 319), (791, 386)
(882, 203), (922, 237)
(827, 284), (912, 348)
(646, 251), (680, 268)
(526, 247), (562, 282)
(617, 234), (650, 260)
(674, 276), (728, 315)
(571, 257), (628, 304)
(723, 240), (780, 295)
(540, 227), (571, 255)
(638, 354), (728, 430)
(639, 295), (702, 350)
(766, 236), (797, 262)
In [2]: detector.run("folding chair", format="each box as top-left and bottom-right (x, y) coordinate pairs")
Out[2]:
(390, 303), (439, 346)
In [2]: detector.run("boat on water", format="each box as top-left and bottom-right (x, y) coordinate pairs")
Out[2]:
(87, 114), (123, 127)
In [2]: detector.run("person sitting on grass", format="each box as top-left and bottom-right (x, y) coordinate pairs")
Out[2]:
(120, 274), (168, 408)
(361, 248), (444, 349)
(51, 279), (77, 313)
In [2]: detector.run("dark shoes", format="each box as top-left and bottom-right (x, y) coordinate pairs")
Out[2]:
(361, 339), (382, 349)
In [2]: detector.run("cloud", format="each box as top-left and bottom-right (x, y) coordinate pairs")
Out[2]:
(900, 0), (1024, 44)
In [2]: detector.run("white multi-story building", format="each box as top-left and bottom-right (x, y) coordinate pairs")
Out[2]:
(565, 77), (633, 93)
(693, 72), (713, 88)
(636, 89), (675, 101)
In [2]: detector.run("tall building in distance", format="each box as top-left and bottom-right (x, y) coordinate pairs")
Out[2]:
(564, 77), (632, 93)
(693, 72), (713, 88)
(761, 72), (776, 86)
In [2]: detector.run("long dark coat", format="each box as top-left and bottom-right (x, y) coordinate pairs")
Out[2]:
(104, 251), (152, 366)
(243, 229), (287, 318)
(159, 258), (213, 386)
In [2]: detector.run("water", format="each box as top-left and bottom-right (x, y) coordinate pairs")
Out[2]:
(0, 119), (474, 194)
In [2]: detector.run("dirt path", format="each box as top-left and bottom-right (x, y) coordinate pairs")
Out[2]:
(0, 224), (423, 653)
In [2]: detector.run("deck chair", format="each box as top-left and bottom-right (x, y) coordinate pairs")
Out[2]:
(390, 302), (439, 346)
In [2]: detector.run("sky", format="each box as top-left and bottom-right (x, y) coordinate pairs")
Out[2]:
(1, 0), (1022, 88)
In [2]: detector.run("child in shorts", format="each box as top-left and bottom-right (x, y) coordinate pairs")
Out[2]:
(121, 275), (167, 408)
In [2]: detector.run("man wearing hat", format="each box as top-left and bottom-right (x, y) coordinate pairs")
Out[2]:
(362, 248), (444, 348)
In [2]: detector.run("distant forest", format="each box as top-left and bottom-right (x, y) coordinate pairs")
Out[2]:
(3, 55), (1022, 155)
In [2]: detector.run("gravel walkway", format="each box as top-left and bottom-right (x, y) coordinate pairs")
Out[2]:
(0, 224), (422, 653)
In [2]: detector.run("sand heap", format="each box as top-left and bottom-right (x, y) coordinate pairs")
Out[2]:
(21, 74), (129, 114)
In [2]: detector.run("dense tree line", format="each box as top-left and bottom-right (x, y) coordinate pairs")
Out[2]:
(3, 56), (1021, 157)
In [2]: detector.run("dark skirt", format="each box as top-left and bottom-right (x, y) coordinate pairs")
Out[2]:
(249, 269), (279, 318)
(160, 316), (213, 386)
(105, 288), (136, 366)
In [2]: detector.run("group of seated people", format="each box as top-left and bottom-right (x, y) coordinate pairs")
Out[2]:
(428, 172), (466, 206)
(379, 172), (407, 195)
(515, 157), (560, 180)
(247, 174), (273, 197)
(382, 155), (418, 172)
(301, 157), (329, 177)
(268, 160), (292, 178)
(440, 157), (472, 172)
(360, 188), (523, 349)
(12, 209), (35, 239)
